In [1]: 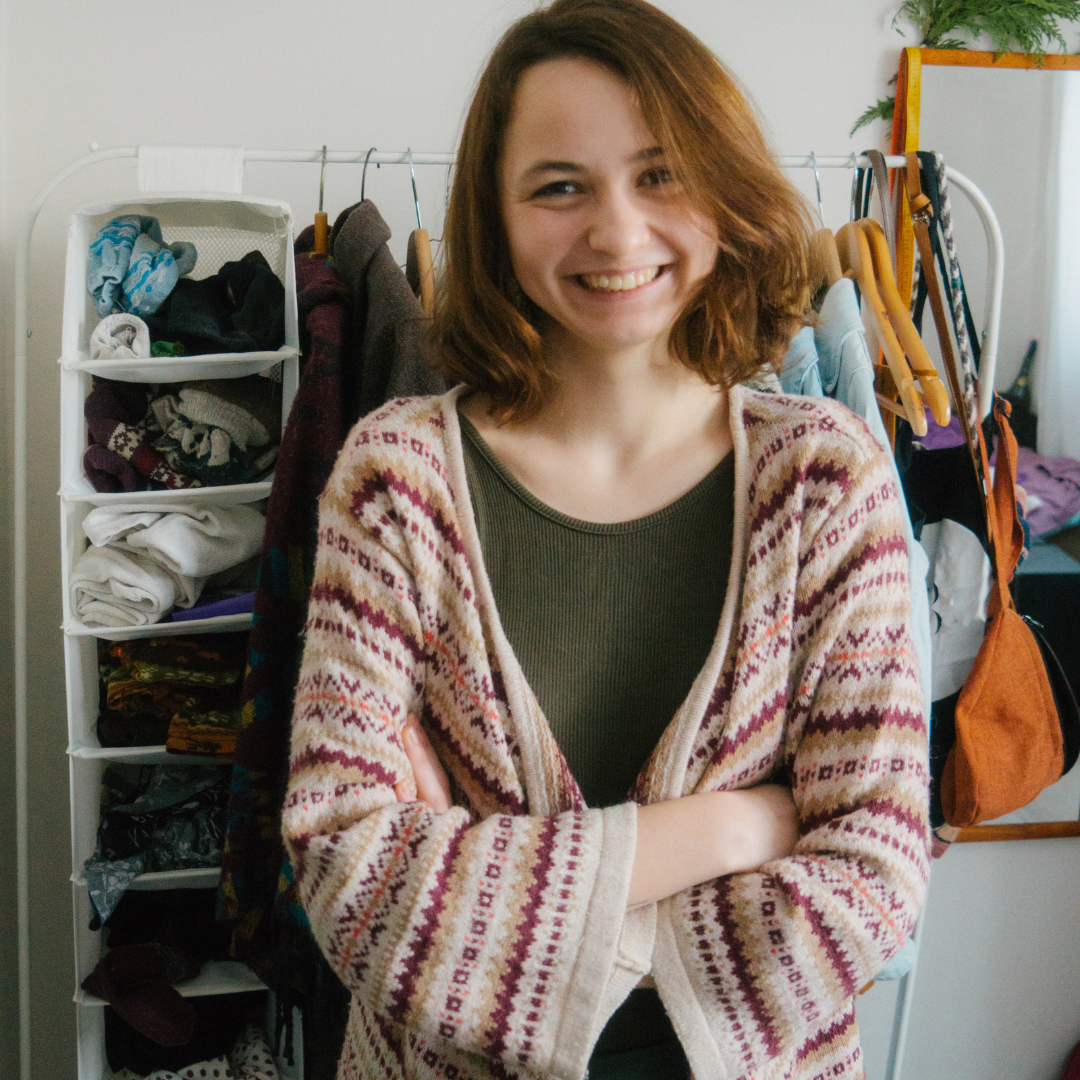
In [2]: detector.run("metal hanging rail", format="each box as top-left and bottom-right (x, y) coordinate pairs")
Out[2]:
(12, 146), (1004, 1080)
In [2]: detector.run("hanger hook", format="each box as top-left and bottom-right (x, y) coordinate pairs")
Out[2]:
(407, 147), (423, 231)
(809, 151), (824, 228)
(362, 147), (377, 202)
(849, 152), (859, 222)
(319, 145), (327, 213)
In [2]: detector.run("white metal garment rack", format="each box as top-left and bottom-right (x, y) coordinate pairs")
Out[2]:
(12, 148), (1004, 1080)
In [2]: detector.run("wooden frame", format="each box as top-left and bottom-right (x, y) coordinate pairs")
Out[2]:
(891, 47), (1080, 844)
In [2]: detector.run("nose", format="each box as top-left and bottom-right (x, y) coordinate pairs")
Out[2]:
(586, 184), (651, 259)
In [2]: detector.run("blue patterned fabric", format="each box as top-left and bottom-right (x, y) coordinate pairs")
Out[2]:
(87, 215), (197, 318)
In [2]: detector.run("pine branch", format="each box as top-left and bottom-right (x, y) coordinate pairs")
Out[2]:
(850, 96), (896, 136)
(896, 0), (1080, 53)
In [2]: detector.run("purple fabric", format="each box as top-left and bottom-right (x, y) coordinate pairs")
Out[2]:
(171, 592), (256, 622)
(915, 408), (966, 450)
(1014, 447), (1080, 536)
(83, 444), (143, 493)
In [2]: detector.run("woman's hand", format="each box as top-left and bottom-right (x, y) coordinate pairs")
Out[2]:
(394, 716), (452, 813)
(628, 784), (800, 907)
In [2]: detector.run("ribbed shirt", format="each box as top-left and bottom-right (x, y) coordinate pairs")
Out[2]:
(459, 412), (735, 810)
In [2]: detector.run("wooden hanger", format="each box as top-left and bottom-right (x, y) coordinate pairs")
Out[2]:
(809, 228), (842, 291)
(405, 148), (435, 316)
(406, 229), (435, 316)
(311, 145), (329, 257)
(835, 221), (928, 436)
(856, 217), (951, 426)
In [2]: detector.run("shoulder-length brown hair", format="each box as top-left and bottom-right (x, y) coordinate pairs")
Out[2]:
(432, 0), (812, 422)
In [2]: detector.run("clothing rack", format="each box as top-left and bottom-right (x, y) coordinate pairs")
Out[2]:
(11, 147), (1004, 1080)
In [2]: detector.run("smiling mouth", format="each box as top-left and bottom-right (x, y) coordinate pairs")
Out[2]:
(578, 266), (663, 292)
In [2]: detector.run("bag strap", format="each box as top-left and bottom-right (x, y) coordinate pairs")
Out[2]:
(903, 153), (1030, 618)
(902, 154), (976, 455)
(986, 397), (1027, 619)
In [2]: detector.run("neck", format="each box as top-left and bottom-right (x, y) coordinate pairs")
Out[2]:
(529, 327), (724, 458)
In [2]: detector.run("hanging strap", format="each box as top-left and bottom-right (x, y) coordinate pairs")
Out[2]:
(864, 149), (897, 262)
(903, 154), (989, 481)
(904, 152), (1010, 563)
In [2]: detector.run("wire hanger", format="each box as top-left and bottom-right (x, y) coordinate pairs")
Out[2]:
(311, 145), (329, 256)
(807, 151), (842, 294)
(405, 147), (435, 316)
(361, 146), (377, 202)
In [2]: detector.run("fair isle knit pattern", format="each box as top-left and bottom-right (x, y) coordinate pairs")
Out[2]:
(284, 385), (930, 1080)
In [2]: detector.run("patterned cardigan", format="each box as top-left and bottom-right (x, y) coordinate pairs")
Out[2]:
(283, 384), (930, 1080)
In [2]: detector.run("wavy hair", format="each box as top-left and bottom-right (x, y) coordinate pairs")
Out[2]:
(432, 0), (813, 421)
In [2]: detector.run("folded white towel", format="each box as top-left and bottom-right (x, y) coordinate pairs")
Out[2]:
(90, 313), (151, 360)
(83, 502), (265, 580)
(71, 545), (178, 627)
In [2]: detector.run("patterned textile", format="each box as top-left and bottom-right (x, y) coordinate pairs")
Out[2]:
(219, 227), (352, 974)
(86, 765), (232, 926)
(85, 378), (201, 493)
(284, 388), (931, 1080)
(166, 698), (242, 758)
(98, 636), (247, 751)
(87, 215), (197, 318)
(112, 1023), (279, 1080)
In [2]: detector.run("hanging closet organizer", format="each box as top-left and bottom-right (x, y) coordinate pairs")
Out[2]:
(11, 147), (1005, 1080)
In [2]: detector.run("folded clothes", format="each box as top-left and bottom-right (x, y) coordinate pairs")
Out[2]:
(1016, 446), (1080, 537)
(97, 635), (248, 748)
(85, 445), (145, 494)
(91, 313), (152, 360)
(108, 1016), (276, 1080)
(171, 591), (255, 621)
(144, 250), (285, 355)
(106, 634), (248, 685)
(88, 216), (197, 318)
(152, 376), (281, 487)
(85, 379), (201, 492)
(72, 545), (179, 628)
(85, 763), (231, 926)
(166, 697), (242, 758)
(81, 942), (199, 1047)
(83, 501), (265, 593)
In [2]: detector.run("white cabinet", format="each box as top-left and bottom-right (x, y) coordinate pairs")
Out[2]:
(60, 193), (299, 1080)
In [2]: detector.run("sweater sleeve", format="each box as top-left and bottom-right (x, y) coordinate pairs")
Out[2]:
(656, 433), (930, 1078)
(282, 444), (650, 1080)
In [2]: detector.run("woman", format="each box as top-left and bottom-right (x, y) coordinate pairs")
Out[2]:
(283, 2), (930, 1078)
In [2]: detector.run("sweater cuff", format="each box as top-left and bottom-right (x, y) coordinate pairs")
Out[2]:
(549, 801), (654, 1080)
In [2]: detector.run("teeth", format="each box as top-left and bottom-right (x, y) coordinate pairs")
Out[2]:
(580, 267), (660, 291)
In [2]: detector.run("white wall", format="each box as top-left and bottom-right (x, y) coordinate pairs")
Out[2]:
(2, 3), (1079, 1079)
(919, 65), (1064, 394)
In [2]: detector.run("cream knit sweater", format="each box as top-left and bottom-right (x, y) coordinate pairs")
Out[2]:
(283, 385), (930, 1080)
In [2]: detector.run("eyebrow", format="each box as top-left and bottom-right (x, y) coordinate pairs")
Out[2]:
(520, 145), (664, 181)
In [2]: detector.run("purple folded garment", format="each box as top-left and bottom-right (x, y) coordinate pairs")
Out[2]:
(171, 592), (256, 622)
(915, 408), (966, 451)
(1014, 447), (1080, 537)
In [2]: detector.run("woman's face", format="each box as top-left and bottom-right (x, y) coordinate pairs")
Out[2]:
(499, 56), (720, 358)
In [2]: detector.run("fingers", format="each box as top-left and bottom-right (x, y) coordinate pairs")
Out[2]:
(399, 717), (453, 814)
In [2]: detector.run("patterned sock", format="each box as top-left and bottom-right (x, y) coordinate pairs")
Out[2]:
(85, 380), (201, 490)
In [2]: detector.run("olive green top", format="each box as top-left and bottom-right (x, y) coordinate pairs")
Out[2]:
(459, 412), (735, 809)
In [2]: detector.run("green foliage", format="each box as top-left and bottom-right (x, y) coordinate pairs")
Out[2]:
(850, 96), (897, 135)
(853, 0), (1080, 133)
(895, 0), (1080, 54)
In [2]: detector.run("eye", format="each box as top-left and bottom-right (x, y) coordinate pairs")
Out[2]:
(639, 166), (675, 189)
(530, 179), (582, 199)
